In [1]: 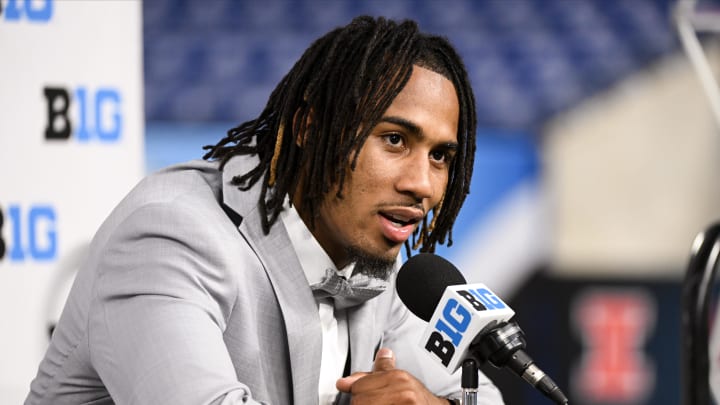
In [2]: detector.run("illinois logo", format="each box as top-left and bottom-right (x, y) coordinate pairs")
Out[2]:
(572, 289), (656, 403)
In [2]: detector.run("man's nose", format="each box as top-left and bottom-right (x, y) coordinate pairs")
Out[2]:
(396, 156), (433, 199)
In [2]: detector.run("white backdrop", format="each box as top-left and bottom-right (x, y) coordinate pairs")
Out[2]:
(0, 0), (144, 402)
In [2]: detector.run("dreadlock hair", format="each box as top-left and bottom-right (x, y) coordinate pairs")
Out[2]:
(203, 15), (477, 255)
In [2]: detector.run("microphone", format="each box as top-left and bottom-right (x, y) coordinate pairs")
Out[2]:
(396, 253), (569, 405)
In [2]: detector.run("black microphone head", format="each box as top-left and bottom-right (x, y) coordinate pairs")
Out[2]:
(396, 253), (467, 321)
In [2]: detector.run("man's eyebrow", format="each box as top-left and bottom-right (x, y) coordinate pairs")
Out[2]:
(378, 116), (422, 136)
(378, 115), (459, 149)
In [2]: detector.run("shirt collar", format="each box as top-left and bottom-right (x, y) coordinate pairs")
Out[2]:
(279, 201), (354, 286)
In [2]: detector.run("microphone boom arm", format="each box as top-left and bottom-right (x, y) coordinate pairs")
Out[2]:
(470, 322), (569, 405)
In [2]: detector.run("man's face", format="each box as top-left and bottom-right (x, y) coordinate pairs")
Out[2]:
(308, 65), (460, 271)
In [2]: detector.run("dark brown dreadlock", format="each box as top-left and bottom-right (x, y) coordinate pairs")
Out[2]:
(203, 15), (477, 255)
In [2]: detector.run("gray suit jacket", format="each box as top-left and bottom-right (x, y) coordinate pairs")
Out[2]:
(25, 156), (504, 405)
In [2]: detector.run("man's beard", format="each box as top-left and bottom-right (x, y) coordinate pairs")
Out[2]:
(346, 246), (396, 280)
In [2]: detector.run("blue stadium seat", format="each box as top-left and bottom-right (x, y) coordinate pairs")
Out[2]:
(143, 0), (679, 130)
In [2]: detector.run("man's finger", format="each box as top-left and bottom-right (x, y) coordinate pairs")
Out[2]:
(336, 372), (368, 393)
(372, 347), (395, 372)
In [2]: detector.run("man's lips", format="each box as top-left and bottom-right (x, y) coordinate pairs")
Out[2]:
(379, 210), (424, 226)
(378, 207), (425, 243)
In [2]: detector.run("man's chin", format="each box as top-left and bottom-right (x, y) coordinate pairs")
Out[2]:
(346, 246), (397, 280)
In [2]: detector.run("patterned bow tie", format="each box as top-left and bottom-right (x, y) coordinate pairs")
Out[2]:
(310, 268), (388, 309)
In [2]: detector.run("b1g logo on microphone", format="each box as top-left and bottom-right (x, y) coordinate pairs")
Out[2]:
(457, 287), (507, 311)
(0, 203), (58, 263)
(44, 86), (123, 143)
(425, 297), (471, 366)
(2, 0), (54, 22)
(421, 284), (515, 372)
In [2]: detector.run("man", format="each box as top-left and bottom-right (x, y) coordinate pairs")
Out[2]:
(26, 16), (504, 404)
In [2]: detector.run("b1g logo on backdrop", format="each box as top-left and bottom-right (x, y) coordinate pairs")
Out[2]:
(44, 86), (123, 143)
(1, 0), (54, 22)
(0, 203), (58, 263)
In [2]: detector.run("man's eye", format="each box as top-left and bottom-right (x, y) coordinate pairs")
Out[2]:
(384, 134), (403, 146)
(431, 150), (449, 163)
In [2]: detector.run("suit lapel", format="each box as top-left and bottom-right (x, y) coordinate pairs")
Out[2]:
(221, 156), (322, 403)
(346, 302), (379, 373)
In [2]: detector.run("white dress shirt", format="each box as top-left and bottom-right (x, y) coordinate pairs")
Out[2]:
(280, 204), (352, 405)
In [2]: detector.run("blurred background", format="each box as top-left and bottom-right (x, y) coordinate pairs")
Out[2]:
(3, 0), (720, 403)
(142, 1), (718, 401)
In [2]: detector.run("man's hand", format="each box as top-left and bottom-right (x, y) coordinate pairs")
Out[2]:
(335, 348), (449, 404)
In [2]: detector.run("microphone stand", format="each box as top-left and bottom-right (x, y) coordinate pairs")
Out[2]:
(461, 359), (478, 405)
